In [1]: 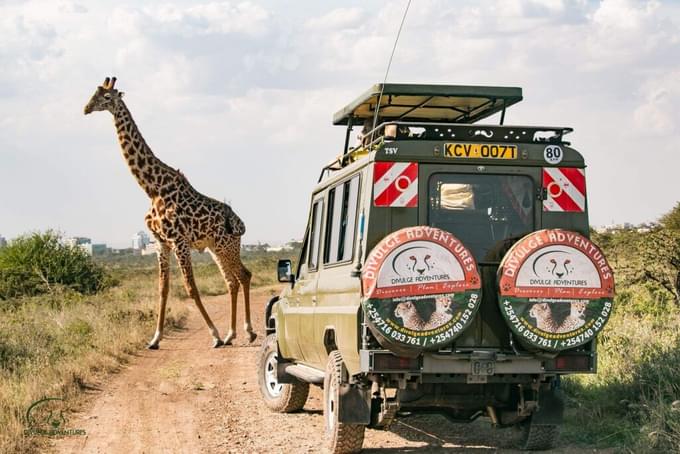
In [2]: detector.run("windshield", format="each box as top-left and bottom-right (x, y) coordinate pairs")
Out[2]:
(429, 173), (534, 262)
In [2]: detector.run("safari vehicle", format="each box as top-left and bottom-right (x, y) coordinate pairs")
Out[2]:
(257, 84), (614, 452)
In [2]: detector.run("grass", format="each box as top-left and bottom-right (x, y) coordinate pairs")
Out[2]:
(562, 282), (680, 451)
(0, 247), (296, 453)
(0, 272), (187, 453)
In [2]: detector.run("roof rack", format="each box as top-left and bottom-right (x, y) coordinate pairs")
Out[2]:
(333, 83), (523, 126)
(319, 121), (573, 183)
(380, 122), (573, 144)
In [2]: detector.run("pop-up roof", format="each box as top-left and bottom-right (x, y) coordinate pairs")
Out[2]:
(333, 83), (523, 125)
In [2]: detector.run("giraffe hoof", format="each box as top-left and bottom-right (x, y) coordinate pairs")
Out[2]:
(248, 331), (257, 344)
(213, 338), (224, 348)
(223, 331), (236, 345)
(147, 343), (159, 350)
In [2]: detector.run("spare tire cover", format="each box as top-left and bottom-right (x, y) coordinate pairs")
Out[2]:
(362, 226), (482, 354)
(497, 229), (615, 351)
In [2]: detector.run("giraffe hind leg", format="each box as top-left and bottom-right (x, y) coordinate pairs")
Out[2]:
(209, 238), (255, 345)
(223, 277), (239, 345)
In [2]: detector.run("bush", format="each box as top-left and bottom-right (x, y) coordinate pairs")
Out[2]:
(0, 231), (110, 299)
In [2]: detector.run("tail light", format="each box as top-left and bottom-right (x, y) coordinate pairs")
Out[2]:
(544, 355), (593, 372)
(371, 353), (421, 372)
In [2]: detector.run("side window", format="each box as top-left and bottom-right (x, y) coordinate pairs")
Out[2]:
(308, 198), (324, 270)
(323, 175), (360, 264)
(296, 228), (309, 278)
(324, 184), (342, 264)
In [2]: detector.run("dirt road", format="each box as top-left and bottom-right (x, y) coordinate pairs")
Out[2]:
(52, 287), (594, 453)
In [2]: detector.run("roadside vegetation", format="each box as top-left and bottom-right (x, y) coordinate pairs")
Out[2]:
(0, 233), (297, 453)
(562, 202), (680, 452)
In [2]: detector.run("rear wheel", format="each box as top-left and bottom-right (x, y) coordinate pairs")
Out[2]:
(324, 350), (365, 453)
(257, 334), (309, 412)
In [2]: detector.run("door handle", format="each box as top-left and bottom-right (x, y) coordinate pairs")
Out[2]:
(312, 297), (317, 305)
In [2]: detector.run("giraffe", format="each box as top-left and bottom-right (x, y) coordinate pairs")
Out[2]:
(84, 77), (256, 349)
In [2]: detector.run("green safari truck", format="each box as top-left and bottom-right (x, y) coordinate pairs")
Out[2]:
(257, 84), (615, 452)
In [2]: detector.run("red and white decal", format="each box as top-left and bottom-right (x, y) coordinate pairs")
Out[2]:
(543, 167), (586, 212)
(373, 162), (418, 207)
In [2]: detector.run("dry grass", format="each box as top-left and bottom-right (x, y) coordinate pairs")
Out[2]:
(0, 274), (187, 454)
(0, 248), (294, 453)
(562, 285), (680, 451)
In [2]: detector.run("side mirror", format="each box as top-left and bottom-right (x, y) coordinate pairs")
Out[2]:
(277, 259), (294, 283)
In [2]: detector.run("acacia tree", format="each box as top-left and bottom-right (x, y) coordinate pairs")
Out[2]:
(639, 228), (680, 305)
(636, 202), (680, 305)
(660, 201), (680, 231)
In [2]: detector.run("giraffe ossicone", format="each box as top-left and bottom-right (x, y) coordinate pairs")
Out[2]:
(84, 76), (256, 349)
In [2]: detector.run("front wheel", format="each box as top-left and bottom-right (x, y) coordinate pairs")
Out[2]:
(324, 350), (365, 453)
(257, 334), (309, 412)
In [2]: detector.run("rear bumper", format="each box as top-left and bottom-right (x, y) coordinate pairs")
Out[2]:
(359, 349), (595, 376)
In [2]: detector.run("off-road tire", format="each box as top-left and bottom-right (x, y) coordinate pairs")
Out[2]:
(324, 350), (365, 453)
(520, 417), (560, 450)
(257, 334), (309, 412)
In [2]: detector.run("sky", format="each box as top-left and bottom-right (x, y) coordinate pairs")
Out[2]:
(1, 0), (679, 248)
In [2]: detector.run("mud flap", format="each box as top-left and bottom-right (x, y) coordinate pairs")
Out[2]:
(532, 388), (564, 425)
(338, 383), (371, 424)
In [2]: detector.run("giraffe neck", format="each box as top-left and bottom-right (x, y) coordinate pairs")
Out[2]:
(112, 101), (173, 198)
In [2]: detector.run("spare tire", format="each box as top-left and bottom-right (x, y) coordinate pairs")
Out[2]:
(497, 229), (615, 351)
(361, 226), (482, 356)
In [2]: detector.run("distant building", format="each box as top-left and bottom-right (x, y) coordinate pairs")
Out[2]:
(132, 231), (150, 250)
(64, 237), (91, 247)
(266, 243), (295, 252)
(594, 222), (658, 234)
(242, 242), (268, 252)
(80, 243), (108, 256)
(0, 235), (6, 248)
(63, 237), (107, 256)
(141, 241), (158, 256)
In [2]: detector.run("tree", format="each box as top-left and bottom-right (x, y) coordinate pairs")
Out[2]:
(660, 201), (680, 231)
(0, 231), (109, 300)
(638, 226), (680, 306)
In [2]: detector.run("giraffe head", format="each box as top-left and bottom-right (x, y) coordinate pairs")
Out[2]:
(83, 77), (124, 115)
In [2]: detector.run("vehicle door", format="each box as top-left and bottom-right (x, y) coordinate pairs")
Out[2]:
(276, 230), (307, 360)
(293, 195), (324, 364)
(314, 174), (362, 370)
(420, 163), (542, 348)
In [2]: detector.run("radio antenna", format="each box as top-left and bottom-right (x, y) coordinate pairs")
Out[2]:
(369, 0), (412, 145)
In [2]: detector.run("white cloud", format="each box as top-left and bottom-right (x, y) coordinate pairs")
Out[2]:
(151, 2), (270, 36)
(304, 7), (363, 31)
(591, 0), (658, 30)
(633, 70), (680, 135)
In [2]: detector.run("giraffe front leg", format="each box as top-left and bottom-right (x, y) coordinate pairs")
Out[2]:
(174, 241), (223, 348)
(240, 264), (256, 343)
(148, 242), (171, 350)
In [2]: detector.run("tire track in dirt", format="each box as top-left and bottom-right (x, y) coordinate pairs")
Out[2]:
(52, 286), (606, 453)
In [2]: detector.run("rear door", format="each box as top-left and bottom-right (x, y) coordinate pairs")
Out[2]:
(420, 163), (542, 349)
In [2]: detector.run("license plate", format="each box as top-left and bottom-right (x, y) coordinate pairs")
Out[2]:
(471, 360), (495, 376)
(444, 143), (517, 159)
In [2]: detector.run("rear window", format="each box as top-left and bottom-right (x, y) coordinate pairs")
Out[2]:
(429, 174), (534, 261)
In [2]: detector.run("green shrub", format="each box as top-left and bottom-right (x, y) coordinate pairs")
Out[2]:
(0, 232), (110, 299)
